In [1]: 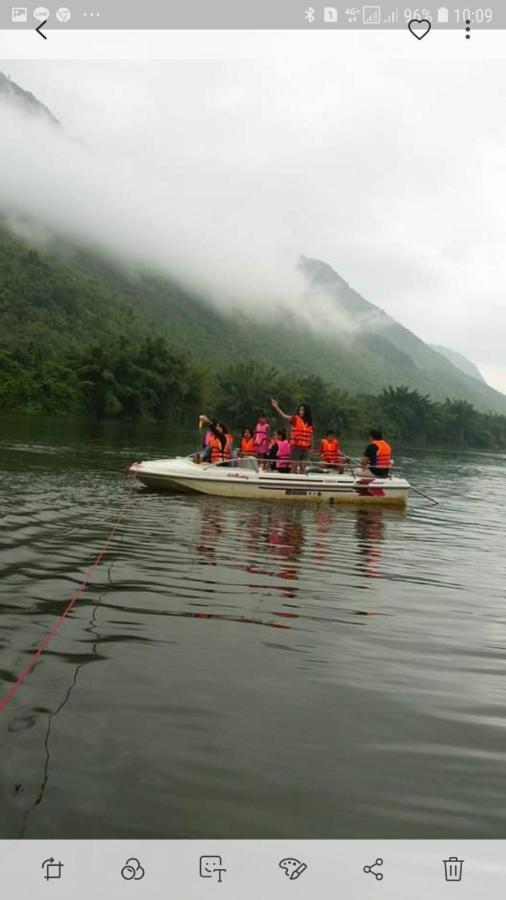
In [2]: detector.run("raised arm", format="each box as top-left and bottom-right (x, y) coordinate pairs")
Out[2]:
(270, 397), (292, 423)
(201, 415), (226, 448)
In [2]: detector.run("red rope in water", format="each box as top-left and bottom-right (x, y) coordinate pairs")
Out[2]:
(0, 474), (137, 714)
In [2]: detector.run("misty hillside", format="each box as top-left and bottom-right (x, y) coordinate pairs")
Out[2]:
(1, 226), (506, 416)
(0, 71), (58, 125)
(1, 71), (506, 417)
(430, 344), (486, 383)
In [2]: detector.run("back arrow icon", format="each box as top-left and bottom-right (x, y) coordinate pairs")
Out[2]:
(36, 19), (48, 39)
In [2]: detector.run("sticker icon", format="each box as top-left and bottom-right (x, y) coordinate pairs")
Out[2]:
(200, 856), (227, 883)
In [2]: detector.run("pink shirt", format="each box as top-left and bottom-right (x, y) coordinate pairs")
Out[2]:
(254, 421), (270, 455)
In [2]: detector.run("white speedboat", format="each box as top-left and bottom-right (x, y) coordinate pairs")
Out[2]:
(129, 456), (410, 506)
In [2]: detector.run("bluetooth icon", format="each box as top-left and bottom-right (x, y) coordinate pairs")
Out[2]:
(304, 6), (316, 23)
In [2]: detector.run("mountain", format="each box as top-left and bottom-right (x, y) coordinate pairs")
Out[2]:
(1, 228), (506, 416)
(297, 258), (506, 414)
(1, 72), (506, 417)
(430, 344), (486, 383)
(0, 71), (58, 125)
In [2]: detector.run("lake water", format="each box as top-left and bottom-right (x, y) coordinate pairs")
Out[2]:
(1, 415), (506, 839)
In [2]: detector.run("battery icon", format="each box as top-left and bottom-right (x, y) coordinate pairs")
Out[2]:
(437, 6), (449, 22)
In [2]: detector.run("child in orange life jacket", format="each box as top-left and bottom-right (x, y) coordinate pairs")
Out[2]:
(240, 427), (255, 457)
(266, 428), (292, 472)
(319, 429), (341, 464)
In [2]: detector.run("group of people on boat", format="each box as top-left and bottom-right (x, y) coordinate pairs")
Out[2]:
(197, 398), (392, 478)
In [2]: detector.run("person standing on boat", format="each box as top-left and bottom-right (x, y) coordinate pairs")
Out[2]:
(270, 398), (314, 473)
(240, 427), (256, 457)
(254, 411), (271, 458)
(265, 428), (292, 473)
(360, 429), (392, 478)
(200, 416), (234, 464)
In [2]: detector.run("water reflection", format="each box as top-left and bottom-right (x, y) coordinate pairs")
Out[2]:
(3, 421), (506, 839)
(355, 507), (386, 580)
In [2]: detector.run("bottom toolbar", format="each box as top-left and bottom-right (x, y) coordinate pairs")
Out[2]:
(1, 841), (505, 899)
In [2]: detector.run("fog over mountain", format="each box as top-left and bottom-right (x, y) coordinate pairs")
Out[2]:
(431, 345), (487, 384)
(1, 60), (505, 394)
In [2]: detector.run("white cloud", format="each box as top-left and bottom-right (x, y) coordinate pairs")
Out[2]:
(1, 60), (506, 390)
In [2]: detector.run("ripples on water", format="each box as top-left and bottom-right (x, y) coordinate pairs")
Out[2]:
(1, 419), (506, 839)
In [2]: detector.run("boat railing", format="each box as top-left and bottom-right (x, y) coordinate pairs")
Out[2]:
(187, 449), (400, 479)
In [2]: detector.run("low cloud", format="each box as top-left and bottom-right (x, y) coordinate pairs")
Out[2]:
(2, 60), (506, 389)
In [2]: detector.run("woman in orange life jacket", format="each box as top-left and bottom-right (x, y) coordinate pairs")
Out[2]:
(360, 428), (392, 479)
(265, 428), (292, 473)
(239, 427), (255, 458)
(199, 415), (234, 465)
(270, 398), (313, 474)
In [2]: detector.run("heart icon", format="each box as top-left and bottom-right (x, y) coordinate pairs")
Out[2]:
(408, 18), (431, 39)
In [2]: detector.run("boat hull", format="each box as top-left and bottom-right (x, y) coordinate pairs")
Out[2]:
(129, 459), (409, 507)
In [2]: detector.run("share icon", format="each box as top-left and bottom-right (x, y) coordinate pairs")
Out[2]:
(363, 858), (384, 881)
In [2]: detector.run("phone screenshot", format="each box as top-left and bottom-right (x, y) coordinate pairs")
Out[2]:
(1, 1), (505, 897)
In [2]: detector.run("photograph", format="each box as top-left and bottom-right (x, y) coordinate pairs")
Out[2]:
(1, 56), (506, 841)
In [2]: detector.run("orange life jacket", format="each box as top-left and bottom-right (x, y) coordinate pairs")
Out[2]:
(320, 437), (341, 464)
(370, 439), (392, 469)
(290, 415), (313, 450)
(240, 437), (255, 457)
(210, 433), (233, 463)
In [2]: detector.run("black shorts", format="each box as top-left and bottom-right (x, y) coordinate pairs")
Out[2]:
(291, 446), (310, 461)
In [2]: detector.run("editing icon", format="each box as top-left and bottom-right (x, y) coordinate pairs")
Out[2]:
(56, 6), (71, 21)
(11, 7), (28, 21)
(279, 858), (308, 880)
(200, 856), (227, 883)
(443, 857), (464, 882)
(121, 858), (145, 881)
(408, 18), (432, 39)
(42, 858), (63, 881)
(364, 858), (383, 881)
(33, 6), (50, 20)
(304, 7), (316, 24)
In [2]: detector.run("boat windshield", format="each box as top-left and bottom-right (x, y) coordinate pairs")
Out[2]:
(208, 456), (259, 473)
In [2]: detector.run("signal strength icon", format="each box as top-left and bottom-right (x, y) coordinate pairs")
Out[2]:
(383, 9), (399, 23)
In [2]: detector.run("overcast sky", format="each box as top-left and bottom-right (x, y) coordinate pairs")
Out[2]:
(2, 60), (506, 391)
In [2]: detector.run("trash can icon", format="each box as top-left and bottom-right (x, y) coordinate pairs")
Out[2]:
(443, 857), (464, 882)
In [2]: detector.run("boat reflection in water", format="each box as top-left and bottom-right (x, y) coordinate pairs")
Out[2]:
(191, 499), (406, 632)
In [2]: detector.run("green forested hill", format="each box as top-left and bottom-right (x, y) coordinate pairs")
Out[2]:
(1, 227), (505, 416)
(2, 227), (506, 449)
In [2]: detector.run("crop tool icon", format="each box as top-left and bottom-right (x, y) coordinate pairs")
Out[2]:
(42, 858), (64, 880)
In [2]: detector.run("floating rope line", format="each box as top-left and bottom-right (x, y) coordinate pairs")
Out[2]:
(0, 473), (137, 714)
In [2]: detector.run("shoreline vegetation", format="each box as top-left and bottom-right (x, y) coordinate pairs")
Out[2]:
(1, 229), (506, 450)
(1, 349), (506, 450)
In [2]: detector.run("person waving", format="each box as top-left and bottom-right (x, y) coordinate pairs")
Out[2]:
(270, 398), (314, 473)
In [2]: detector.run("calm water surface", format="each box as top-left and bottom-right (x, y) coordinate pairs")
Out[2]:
(1, 415), (506, 839)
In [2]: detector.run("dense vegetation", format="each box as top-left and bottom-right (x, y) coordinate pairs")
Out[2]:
(1, 229), (506, 448)
(212, 363), (506, 449)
